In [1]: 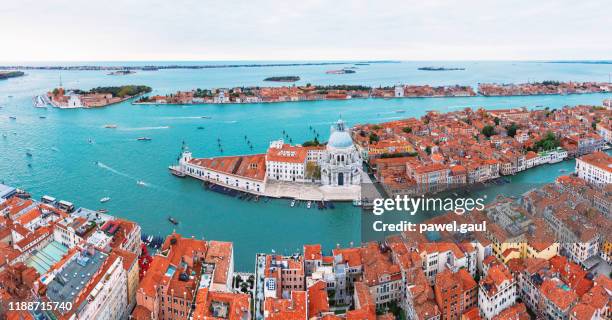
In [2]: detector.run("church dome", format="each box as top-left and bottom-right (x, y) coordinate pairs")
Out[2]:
(327, 119), (354, 149)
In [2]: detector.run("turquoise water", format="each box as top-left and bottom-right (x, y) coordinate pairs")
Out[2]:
(1, 61), (611, 270)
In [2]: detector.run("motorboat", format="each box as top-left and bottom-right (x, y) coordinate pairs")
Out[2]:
(168, 216), (179, 225)
(290, 199), (296, 207)
(307, 201), (312, 209)
(104, 124), (118, 129)
(137, 180), (146, 186)
(137, 137), (152, 141)
(100, 197), (111, 203)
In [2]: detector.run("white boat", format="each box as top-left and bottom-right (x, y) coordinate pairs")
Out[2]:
(290, 199), (296, 207)
(100, 197), (111, 203)
(307, 201), (312, 209)
(137, 180), (146, 186)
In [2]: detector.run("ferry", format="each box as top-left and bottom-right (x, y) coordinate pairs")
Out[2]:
(104, 124), (118, 129)
(137, 137), (152, 141)
(169, 166), (186, 177)
(168, 216), (179, 225)
(100, 197), (111, 203)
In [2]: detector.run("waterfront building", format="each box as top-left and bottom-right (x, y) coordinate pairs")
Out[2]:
(266, 140), (308, 182)
(575, 151), (612, 187)
(177, 147), (268, 194)
(478, 264), (517, 320)
(319, 120), (362, 187)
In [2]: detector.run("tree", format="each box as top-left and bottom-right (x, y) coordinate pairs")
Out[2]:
(369, 132), (379, 143)
(481, 125), (495, 138)
(493, 117), (501, 126)
(506, 123), (519, 137)
(402, 127), (412, 134)
(425, 146), (431, 155)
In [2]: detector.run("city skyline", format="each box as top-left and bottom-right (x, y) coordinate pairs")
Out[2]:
(1, 0), (611, 61)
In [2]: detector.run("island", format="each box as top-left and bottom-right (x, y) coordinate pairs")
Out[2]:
(263, 76), (300, 82)
(108, 70), (136, 75)
(478, 81), (611, 96)
(0, 71), (25, 80)
(325, 69), (356, 74)
(45, 85), (152, 108)
(418, 67), (465, 71)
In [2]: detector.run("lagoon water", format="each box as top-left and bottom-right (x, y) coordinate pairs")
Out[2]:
(1, 61), (611, 270)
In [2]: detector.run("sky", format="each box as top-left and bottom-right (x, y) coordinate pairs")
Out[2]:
(1, 0), (611, 61)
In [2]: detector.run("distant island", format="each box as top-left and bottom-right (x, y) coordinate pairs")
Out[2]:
(326, 69), (357, 74)
(264, 76), (300, 82)
(108, 70), (136, 75)
(0, 61), (398, 71)
(0, 71), (25, 80)
(418, 67), (465, 71)
(46, 85), (152, 109)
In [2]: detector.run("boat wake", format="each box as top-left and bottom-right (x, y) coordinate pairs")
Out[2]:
(96, 162), (139, 181)
(164, 116), (211, 120)
(119, 126), (170, 131)
(96, 161), (174, 193)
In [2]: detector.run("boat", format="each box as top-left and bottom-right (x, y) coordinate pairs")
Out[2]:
(200, 116), (211, 119)
(33, 95), (49, 108)
(290, 199), (296, 207)
(197, 126), (205, 130)
(559, 169), (568, 173)
(26, 152), (32, 157)
(137, 180), (146, 186)
(9, 116), (16, 120)
(137, 137), (152, 141)
(39, 116), (46, 119)
(97, 209), (109, 214)
(306, 201), (312, 209)
(104, 124), (118, 129)
(100, 197), (111, 203)
(168, 216), (179, 225)
(395, 110), (406, 113)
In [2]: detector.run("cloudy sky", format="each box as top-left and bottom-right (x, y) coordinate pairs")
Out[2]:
(1, 0), (610, 61)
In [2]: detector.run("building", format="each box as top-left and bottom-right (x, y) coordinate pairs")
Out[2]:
(434, 269), (478, 320)
(575, 151), (612, 187)
(266, 140), (308, 182)
(319, 119), (362, 187)
(132, 233), (208, 320)
(44, 246), (129, 319)
(478, 264), (517, 320)
(177, 147), (267, 194)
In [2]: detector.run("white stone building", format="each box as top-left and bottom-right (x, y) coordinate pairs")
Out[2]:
(575, 151), (612, 187)
(319, 120), (362, 187)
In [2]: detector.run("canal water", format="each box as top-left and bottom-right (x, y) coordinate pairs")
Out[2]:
(1, 61), (611, 270)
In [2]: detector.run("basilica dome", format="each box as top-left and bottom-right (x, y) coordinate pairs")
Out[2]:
(327, 120), (354, 149)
